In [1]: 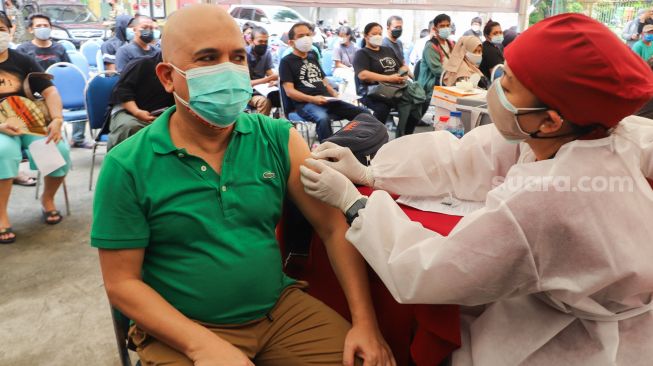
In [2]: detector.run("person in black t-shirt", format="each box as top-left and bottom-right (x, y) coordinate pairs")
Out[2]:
(106, 52), (174, 150)
(16, 14), (71, 70)
(0, 13), (71, 243)
(353, 22), (414, 128)
(279, 22), (368, 142)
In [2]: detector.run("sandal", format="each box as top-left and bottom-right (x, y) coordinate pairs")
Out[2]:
(42, 210), (63, 225)
(13, 175), (37, 187)
(0, 227), (16, 244)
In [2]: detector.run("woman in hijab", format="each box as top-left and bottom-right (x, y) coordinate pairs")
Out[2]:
(442, 35), (488, 89)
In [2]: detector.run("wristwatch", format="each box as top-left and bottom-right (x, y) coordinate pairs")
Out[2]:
(345, 197), (368, 225)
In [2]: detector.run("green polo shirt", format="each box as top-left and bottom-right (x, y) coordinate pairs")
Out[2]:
(91, 107), (296, 324)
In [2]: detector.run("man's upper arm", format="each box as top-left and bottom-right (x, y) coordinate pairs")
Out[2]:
(286, 128), (346, 236)
(91, 155), (150, 249)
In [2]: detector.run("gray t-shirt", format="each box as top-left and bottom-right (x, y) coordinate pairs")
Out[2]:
(246, 46), (274, 80)
(115, 42), (159, 72)
(333, 43), (358, 68)
(382, 37), (404, 65)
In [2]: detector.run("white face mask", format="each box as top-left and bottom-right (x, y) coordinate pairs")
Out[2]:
(340, 37), (348, 44)
(0, 31), (10, 53)
(472, 24), (481, 32)
(293, 36), (313, 53)
(466, 52), (482, 66)
(368, 35), (383, 47)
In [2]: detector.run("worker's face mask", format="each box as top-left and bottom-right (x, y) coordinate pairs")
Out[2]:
(126, 28), (135, 41)
(438, 27), (451, 39)
(486, 78), (547, 143)
(34, 27), (51, 41)
(466, 52), (482, 66)
(169, 62), (253, 128)
(139, 29), (154, 43)
(0, 31), (10, 53)
(368, 35), (383, 47)
(491, 35), (504, 45)
(293, 36), (313, 53)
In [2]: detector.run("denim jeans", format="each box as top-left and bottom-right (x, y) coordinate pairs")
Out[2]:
(295, 100), (368, 142)
(72, 121), (87, 143)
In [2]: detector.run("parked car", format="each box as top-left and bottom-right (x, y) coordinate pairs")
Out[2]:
(229, 5), (325, 47)
(21, 0), (109, 48)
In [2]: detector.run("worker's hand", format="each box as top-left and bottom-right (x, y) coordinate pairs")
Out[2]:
(386, 74), (407, 84)
(312, 96), (329, 105)
(133, 109), (156, 123)
(189, 338), (254, 366)
(343, 323), (396, 366)
(46, 118), (63, 144)
(300, 158), (363, 213)
(312, 142), (374, 187)
(0, 122), (21, 136)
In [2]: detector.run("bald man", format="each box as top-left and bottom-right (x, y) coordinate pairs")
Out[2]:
(91, 5), (394, 366)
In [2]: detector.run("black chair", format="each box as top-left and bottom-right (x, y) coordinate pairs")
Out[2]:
(111, 307), (140, 366)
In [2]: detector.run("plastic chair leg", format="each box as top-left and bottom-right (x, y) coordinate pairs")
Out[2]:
(89, 144), (97, 191)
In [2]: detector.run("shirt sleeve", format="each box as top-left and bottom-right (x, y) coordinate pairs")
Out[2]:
(333, 46), (343, 62)
(111, 58), (142, 104)
(115, 46), (128, 72)
(264, 52), (274, 73)
(278, 56), (292, 83)
(91, 155), (150, 249)
(370, 124), (521, 201)
(61, 47), (71, 63)
(422, 42), (443, 76)
(352, 49), (371, 78)
(23, 54), (52, 94)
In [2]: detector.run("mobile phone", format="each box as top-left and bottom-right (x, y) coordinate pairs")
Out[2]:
(150, 108), (167, 117)
(399, 69), (408, 76)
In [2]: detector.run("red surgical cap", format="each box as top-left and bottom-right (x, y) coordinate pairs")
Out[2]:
(505, 13), (653, 128)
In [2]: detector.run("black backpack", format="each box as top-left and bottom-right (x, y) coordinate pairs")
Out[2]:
(324, 113), (389, 165)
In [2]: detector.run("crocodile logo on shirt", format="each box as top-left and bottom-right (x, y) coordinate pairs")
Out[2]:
(263, 171), (276, 179)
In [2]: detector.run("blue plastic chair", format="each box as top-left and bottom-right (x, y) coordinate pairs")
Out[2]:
(85, 71), (119, 190)
(80, 40), (101, 68)
(58, 39), (76, 52)
(46, 62), (88, 128)
(66, 51), (90, 79)
(95, 50), (105, 74)
(321, 51), (334, 77)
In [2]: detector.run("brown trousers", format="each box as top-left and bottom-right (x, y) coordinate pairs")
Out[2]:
(129, 283), (361, 365)
(249, 95), (273, 116)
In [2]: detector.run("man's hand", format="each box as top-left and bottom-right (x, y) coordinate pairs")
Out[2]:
(46, 118), (63, 144)
(343, 323), (396, 366)
(133, 109), (157, 123)
(0, 122), (21, 136)
(385, 74), (407, 84)
(189, 338), (254, 366)
(312, 96), (329, 105)
(268, 80), (278, 87)
(300, 158), (363, 212)
(312, 142), (374, 187)
(267, 74), (279, 82)
(632, 34), (640, 40)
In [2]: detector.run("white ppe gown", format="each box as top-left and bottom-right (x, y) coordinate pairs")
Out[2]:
(346, 116), (653, 365)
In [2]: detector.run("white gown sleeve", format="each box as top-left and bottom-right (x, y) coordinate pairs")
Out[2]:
(619, 116), (653, 179)
(370, 124), (521, 201)
(346, 189), (540, 306)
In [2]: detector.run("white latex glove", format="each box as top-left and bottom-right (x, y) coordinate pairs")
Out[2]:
(300, 158), (364, 213)
(311, 142), (375, 187)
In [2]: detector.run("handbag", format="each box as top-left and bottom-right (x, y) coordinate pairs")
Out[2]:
(367, 81), (407, 103)
(324, 113), (388, 165)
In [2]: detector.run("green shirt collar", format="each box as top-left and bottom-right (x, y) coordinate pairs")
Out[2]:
(150, 106), (253, 155)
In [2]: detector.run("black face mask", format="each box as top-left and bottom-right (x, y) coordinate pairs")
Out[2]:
(391, 28), (402, 39)
(253, 44), (268, 56)
(139, 29), (154, 44)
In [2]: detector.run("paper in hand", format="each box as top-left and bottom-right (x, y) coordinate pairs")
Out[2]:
(28, 139), (65, 176)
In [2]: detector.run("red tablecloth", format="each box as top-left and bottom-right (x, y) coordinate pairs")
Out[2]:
(279, 187), (463, 365)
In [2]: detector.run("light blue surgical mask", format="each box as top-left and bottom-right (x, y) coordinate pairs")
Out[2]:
(438, 27), (451, 39)
(153, 29), (161, 40)
(491, 35), (504, 45)
(644, 34), (653, 42)
(126, 28), (135, 41)
(170, 62), (253, 127)
(34, 27), (51, 41)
